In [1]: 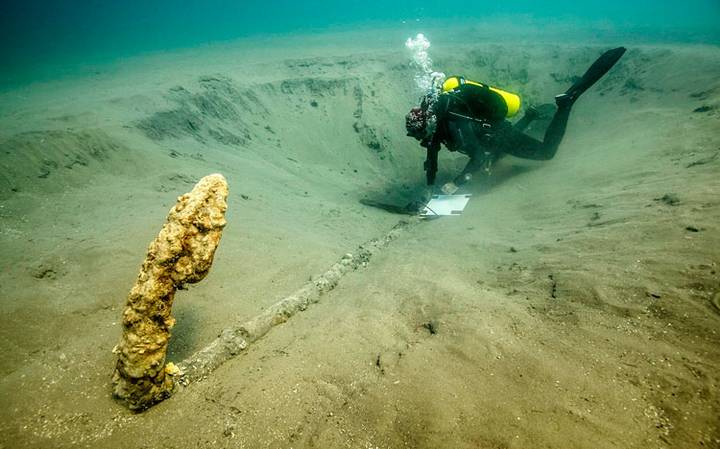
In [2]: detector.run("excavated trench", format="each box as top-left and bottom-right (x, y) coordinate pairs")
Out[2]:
(1, 42), (719, 448)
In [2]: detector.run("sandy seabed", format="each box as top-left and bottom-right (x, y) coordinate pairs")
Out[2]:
(1, 27), (719, 449)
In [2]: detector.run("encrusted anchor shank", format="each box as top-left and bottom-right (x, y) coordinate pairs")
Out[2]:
(112, 174), (228, 410)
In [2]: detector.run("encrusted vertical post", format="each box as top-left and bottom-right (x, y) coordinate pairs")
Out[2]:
(112, 174), (228, 410)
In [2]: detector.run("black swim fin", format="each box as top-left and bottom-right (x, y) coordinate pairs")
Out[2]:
(556, 46), (627, 108)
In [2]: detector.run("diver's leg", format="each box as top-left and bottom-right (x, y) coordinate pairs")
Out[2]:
(498, 130), (547, 160)
(513, 102), (558, 132)
(536, 105), (572, 159)
(497, 108), (570, 162)
(555, 47), (626, 108)
(523, 48), (625, 158)
(500, 48), (626, 161)
(512, 106), (539, 132)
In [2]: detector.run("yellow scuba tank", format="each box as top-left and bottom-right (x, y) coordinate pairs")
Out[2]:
(442, 76), (521, 118)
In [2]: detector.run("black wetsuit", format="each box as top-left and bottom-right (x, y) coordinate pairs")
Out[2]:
(421, 82), (571, 186)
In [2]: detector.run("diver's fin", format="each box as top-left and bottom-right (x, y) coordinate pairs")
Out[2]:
(556, 47), (627, 108)
(359, 198), (418, 215)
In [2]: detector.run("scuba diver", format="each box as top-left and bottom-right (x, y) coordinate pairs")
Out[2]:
(405, 47), (627, 198)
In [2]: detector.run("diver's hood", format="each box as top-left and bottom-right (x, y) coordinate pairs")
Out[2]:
(405, 106), (427, 140)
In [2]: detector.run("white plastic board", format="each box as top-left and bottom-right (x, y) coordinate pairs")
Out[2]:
(420, 194), (472, 217)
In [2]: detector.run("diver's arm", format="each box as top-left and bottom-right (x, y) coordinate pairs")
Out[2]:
(422, 95), (450, 186)
(403, 137), (439, 213)
(423, 141), (440, 185)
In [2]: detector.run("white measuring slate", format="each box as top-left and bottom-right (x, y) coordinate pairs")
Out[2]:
(420, 194), (472, 217)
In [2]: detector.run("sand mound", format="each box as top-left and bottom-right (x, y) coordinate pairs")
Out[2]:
(0, 129), (130, 200)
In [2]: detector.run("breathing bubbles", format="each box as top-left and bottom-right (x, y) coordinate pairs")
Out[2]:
(405, 33), (431, 74)
(405, 33), (445, 93)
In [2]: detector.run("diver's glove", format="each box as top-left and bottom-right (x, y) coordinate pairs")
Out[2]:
(441, 182), (459, 195)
